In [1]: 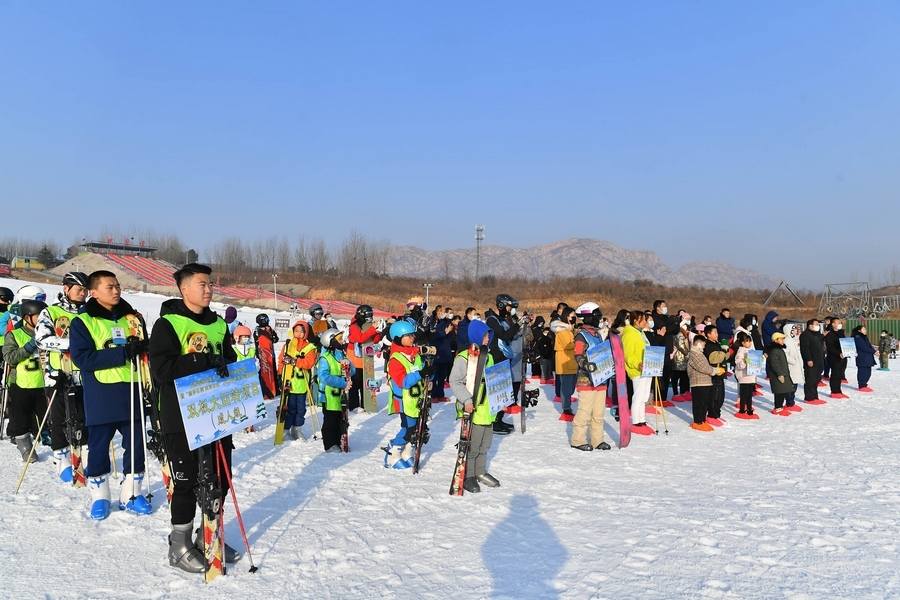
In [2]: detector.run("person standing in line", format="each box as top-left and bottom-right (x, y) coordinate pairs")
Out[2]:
(570, 302), (611, 451)
(552, 306), (577, 421)
(852, 325), (878, 392)
(621, 310), (653, 435)
(767, 332), (794, 415)
(687, 334), (721, 431)
(799, 319), (825, 404)
(877, 330), (891, 371)
(824, 318), (848, 399)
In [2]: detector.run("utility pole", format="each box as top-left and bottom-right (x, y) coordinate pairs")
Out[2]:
(273, 273), (278, 313)
(423, 283), (434, 307)
(475, 225), (484, 281)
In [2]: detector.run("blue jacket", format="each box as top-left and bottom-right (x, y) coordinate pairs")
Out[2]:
(716, 314), (735, 341)
(69, 298), (143, 427)
(432, 318), (455, 363)
(316, 348), (356, 404)
(457, 317), (472, 348)
(761, 311), (780, 347)
(854, 333), (877, 368)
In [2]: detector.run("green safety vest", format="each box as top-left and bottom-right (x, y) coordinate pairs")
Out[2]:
(73, 312), (140, 384)
(11, 328), (43, 389)
(46, 305), (79, 372)
(389, 352), (425, 418)
(319, 352), (345, 411)
(234, 344), (256, 361)
(162, 314), (227, 357)
(285, 341), (315, 394)
(456, 350), (495, 426)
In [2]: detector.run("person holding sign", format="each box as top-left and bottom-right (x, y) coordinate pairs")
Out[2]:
(448, 320), (498, 492)
(799, 319), (825, 404)
(733, 333), (758, 417)
(824, 318), (848, 399)
(621, 311), (653, 435)
(686, 335), (723, 431)
(69, 271), (151, 520)
(768, 333), (794, 415)
(570, 302), (612, 451)
(148, 263), (239, 573)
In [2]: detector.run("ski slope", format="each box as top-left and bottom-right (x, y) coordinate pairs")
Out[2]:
(2, 278), (899, 599)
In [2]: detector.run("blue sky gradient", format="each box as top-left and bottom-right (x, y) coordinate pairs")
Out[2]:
(2, 2), (898, 288)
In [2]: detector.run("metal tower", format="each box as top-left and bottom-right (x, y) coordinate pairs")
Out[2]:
(475, 225), (485, 281)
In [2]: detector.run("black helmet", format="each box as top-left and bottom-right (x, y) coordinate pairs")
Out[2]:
(20, 300), (48, 317)
(309, 303), (324, 318)
(495, 294), (519, 310)
(256, 314), (270, 327)
(355, 304), (373, 322)
(62, 271), (89, 288)
(0, 287), (13, 302)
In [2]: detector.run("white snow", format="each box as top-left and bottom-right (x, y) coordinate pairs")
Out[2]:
(2, 277), (899, 599)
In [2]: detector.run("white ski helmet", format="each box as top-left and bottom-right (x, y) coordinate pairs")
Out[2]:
(16, 284), (47, 303)
(319, 328), (344, 349)
(575, 302), (601, 316)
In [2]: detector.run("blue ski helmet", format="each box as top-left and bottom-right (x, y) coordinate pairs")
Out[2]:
(390, 320), (416, 341)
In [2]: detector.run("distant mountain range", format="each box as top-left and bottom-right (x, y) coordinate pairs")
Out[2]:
(387, 238), (780, 290)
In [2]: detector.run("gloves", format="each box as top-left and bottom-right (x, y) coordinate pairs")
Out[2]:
(419, 364), (436, 379)
(778, 375), (785, 383)
(715, 367), (725, 376)
(23, 339), (38, 353)
(208, 353), (229, 378)
(124, 337), (148, 361)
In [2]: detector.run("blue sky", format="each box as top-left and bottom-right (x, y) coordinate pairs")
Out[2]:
(2, 2), (898, 289)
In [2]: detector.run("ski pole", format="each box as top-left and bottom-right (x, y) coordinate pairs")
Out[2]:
(216, 441), (258, 573)
(128, 362), (136, 505)
(0, 364), (10, 441)
(306, 383), (320, 440)
(15, 389), (57, 494)
(111, 441), (118, 479)
(136, 359), (153, 503)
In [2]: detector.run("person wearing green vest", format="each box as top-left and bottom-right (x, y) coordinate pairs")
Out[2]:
(70, 270), (151, 520)
(34, 271), (90, 483)
(384, 320), (434, 469)
(315, 328), (355, 453)
(232, 325), (256, 361)
(148, 263), (240, 574)
(448, 319), (499, 493)
(279, 321), (317, 441)
(2, 299), (49, 463)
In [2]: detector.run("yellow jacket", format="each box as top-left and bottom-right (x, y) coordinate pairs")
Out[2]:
(553, 324), (577, 375)
(621, 324), (649, 379)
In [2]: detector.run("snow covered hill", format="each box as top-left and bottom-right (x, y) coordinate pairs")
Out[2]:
(1, 278), (898, 599)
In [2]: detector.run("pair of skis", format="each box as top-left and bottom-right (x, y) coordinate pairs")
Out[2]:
(340, 363), (351, 452)
(449, 343), (489, 496)
(411, 349), (436, 474)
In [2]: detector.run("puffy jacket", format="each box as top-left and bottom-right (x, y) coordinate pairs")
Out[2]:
(766, 343), (794, 394)
(799, 328), (825, 367)
(783, 324), (804, 385)
(551, 320), (576, 375)
(716, 313), (735, 341)
(854, 333), (877, 368)
(761, 311), (780, 347)
(620, 324), (648, 379)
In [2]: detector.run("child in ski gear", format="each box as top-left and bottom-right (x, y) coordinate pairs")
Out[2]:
(347, 304), (382, 411)
(878, 331), (891, 370)
(570, 303), (611, 451)
(853, 325), (877, 392)
(552, 306), (577, 420)
(69, 271), (150, 520)
(316, 328), (355, 453)
(384, 320), (432, 469)
(232, 325), (256, 361)
(687, 335), (721, 431)
(2, 299), (49, 463)
(733, 333), (756, 415)
(767, 332), (794, 414)
(448, 320), (498, 493)
(224, 306), (239, 336)
(279, 321), (317, 440)
(34, 271), (90, 483)
(148, 263), (240, 573)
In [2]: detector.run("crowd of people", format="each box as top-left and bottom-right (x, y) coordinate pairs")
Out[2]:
(0, 270), (894, 575)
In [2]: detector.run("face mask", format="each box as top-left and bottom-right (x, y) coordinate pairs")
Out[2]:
(510, 308), (517, 316)
(446, 313), (454, 320)
(811, 325), (820, 332)
(661, 307), (668, 315)
(882, 333), (887, 337)
(836, 324), (843, 331)
(681, 320), (689, 329)
(625, 318), (630, 325)
(600, 321), (609, 329)
(647, 319), (655, 329)
(473, 316), (482, 322)
(695, 344), (705, 352)
(752, 319), (757, 326)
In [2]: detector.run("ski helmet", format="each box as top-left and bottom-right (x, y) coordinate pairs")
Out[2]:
(575, 302), (602, 327)
(390, 320), (416, 341)
(256, 314), (269, 327)
(0, 287), (13, 302)
(234, 325), (252, 339)
(355, 304), (373, 323)
(319, 328), (343, 349)
(495, 294), (518, 310)
(62, 271), (89, 288)
(17, 284), (46, 303)
(309, 303), (324, 318)
(20, 299), (48, 318)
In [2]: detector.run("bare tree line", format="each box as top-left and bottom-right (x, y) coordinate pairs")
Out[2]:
(0, 237), (62, 262)
(208, 229), (390, 277)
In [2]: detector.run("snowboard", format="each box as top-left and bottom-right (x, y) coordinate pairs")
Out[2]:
(273, 367), (291, 446)
(255, 331), (277, 400)
(609, 333), (631, 448)
(362, 343), (378, 413)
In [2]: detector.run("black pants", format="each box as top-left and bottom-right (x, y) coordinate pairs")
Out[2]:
(6, 385), (47, 439)
(348, 369), (363, 411)
(707, 382), (725, 419)
(774, 392), (788, 409)
(671, 370), (689, 396)
(829, 357), (847, 393)
(803, 364), (821, 400)
(165, 433), (233, 525)
(658, 364), (672, 400)
(691, 386), (711, 424)
(738, 383), (754, 412)
(321, 408), (343, 450)
(49, 383), (88, 451)
(431, 362), (451, 399)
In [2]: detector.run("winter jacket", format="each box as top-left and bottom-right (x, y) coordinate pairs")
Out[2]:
(672, 330), (690, 371)
(733, 346), (756, 384)
(431, 318), (455, 363)
(766, 343), (794, 394)
(484, 309), (520, 365)
(879, 335), (892, 354)
(620, 324), (649, 379)
(687, 346), (718, 387)
(854, 333), (877, 368)
(551, 319), (576, 375)
(799, 328), (825, 368)
(824, 329), (847, 359)
(716, 313), (735, 341)
(761, 311), (780, 347)
(783, 324), (804, 385)
(348, 320), (383, 368)
(148, 298), (237, 436)
(704, 340), (729, 384)
(69, 297), (144, 427)
(457, 317), (472, 348)
(2, 320), (37, 387)
(574, 324), (608, 390)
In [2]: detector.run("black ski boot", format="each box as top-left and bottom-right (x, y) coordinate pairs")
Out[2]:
(463, 478), (481, 493)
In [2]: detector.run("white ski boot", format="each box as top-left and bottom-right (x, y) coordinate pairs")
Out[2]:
(119, 473), (152, 514)
(88, 474), (111, 520)
(53, 447), (73, 483)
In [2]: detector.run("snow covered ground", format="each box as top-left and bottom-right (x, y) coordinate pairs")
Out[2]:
(2, 278), (900, 599)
